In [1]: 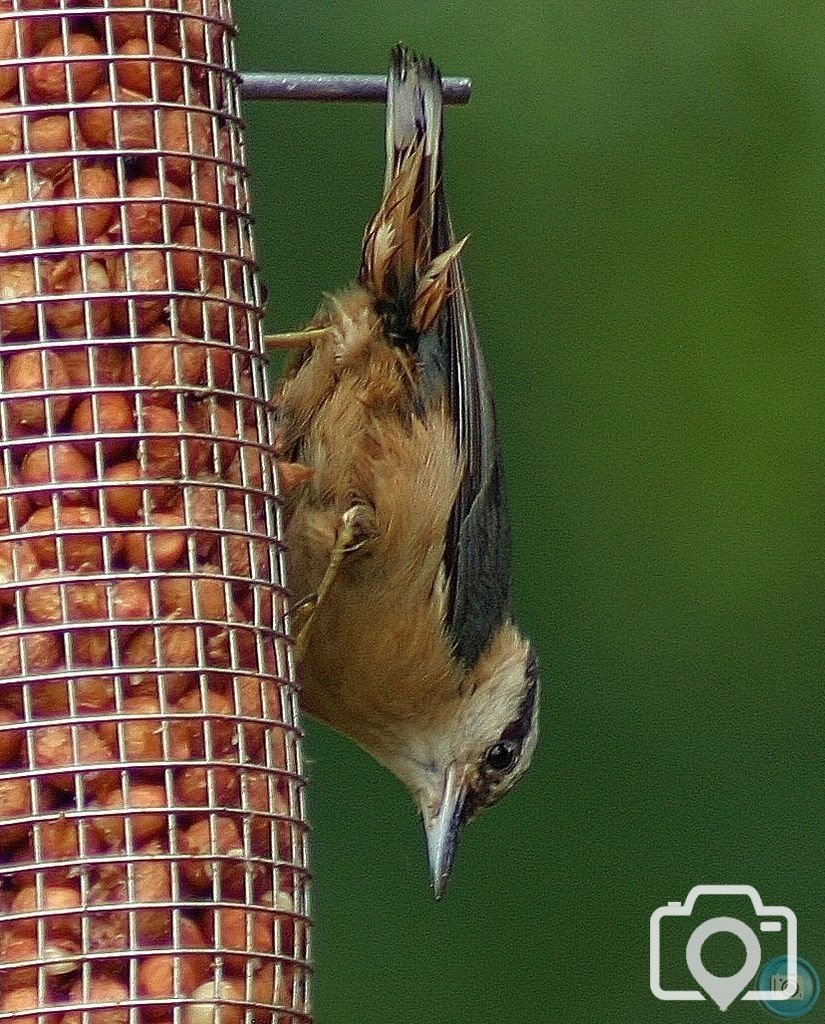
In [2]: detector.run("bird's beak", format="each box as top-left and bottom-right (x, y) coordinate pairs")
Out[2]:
(421, 762), (467, 900)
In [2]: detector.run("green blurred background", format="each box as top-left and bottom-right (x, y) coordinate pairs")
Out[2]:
(235, 3), (824, 1022)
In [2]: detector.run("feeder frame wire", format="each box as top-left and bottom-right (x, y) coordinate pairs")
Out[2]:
(239, 70), (472, 104)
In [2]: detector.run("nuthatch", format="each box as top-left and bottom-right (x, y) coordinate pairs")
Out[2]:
(271, 45), (540, 897)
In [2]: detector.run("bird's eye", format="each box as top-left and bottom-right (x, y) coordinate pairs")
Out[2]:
(484, 741), (518, 774)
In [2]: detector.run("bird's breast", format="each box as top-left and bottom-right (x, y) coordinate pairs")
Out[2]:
(277, 300), (464, 754)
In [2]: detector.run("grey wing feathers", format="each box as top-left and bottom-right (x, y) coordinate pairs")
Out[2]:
(388, 45), (513, 668)
(436, 203), (513, 669)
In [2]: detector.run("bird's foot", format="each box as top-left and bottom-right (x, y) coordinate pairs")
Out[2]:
(293, 502), (376, 663)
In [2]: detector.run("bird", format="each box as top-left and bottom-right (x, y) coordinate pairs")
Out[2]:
(269, 44), (540, 898)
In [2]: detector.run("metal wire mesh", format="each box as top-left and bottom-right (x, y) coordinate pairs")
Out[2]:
(0, 2), (311, 1021)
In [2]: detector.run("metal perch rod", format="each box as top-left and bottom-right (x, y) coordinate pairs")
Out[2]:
(240, 71), (472, 104)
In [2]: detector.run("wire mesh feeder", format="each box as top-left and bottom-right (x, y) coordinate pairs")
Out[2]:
(0, 1), (311, 1022)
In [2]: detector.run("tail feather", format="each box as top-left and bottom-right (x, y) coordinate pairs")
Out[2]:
(384, 45), (443, 217)
(360, 45), (457, 337)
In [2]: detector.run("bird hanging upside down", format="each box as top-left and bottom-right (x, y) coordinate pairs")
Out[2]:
(271, 45), (540, 897)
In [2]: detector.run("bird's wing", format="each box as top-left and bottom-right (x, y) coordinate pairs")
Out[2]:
(382, 46), (513, 667)
(436, 203), (513, 669)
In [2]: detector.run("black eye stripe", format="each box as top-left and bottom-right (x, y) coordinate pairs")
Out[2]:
(499, 675), (538, 746)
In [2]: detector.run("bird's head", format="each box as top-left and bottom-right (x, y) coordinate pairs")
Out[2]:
(386, 623), (540, 898)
